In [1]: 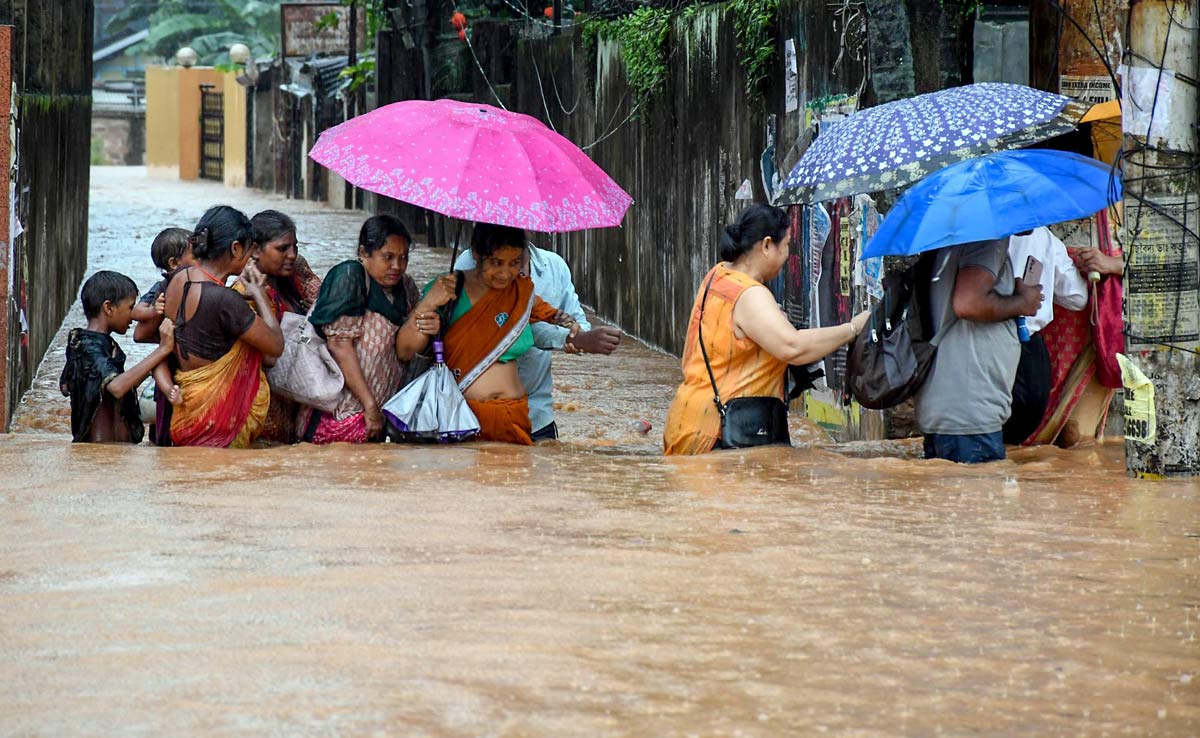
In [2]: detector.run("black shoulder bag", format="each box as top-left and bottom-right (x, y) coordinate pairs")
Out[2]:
(697, 275), (791, 450)
(846, 251), (947, 409)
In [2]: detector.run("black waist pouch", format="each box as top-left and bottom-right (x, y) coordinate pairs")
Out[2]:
(717, 396), (791, 449)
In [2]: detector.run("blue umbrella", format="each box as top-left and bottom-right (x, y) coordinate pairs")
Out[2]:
(776, 83), (1093, 205)
(861, 149), (1121, 259)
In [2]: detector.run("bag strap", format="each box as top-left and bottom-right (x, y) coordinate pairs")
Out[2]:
(302, 409), (323, 442)
(926, 250), (957, 349)
(457, 286), (534, 392)
(696, 274), (726, 417)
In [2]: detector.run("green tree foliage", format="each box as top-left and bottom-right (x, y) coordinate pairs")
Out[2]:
(105, 0), (282, 65)
(728, 0), (777, 101)
(582, 7), (671, 106)
(582, 0), (778, 108)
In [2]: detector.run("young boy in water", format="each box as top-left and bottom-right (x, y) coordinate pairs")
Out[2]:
(59, 271), (177, 443)
(131, 228), (190, 443)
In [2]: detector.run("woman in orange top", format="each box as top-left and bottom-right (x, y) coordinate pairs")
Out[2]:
(664, 204), (870, 455)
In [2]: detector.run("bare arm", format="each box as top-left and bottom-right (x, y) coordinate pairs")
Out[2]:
(395, 274), (457, 361)
(133, 316), (162, 343)
(1072, 247), (1124, 277)
(131, 303), (158, 323)
(733, 285), (868, 366)
(237, 278), (284, 359)
(106, 319), (176, 399)
(133, 293), (166, 343)
(239, 314), (285, 359)
(952, 267), (1042, 322)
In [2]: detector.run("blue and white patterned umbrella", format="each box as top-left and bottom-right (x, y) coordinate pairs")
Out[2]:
(776, 83), (1092, 205)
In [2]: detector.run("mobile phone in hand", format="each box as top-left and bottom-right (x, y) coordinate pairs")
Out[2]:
(1023, 255), (1044, 285)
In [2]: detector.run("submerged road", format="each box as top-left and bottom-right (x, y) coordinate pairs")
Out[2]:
(0, 168), (1196, 736)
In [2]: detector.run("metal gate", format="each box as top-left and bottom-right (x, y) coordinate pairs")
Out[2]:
(199, 84), (224, 180)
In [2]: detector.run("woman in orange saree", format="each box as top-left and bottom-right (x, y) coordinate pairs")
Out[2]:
(164, 206), (284, 448)
(407, 224), (571, 445)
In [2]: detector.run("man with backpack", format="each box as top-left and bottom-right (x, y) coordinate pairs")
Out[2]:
(914, 238), (1044, 463)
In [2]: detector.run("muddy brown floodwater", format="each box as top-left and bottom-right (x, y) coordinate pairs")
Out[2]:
(1, 168), (1197, 736)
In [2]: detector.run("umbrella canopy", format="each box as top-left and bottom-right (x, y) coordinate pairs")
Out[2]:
(382, 341), (480, 443)
(309, 99), (632, 233)
(777, 83), (1093, 205)
(861, 149), (1121, 259)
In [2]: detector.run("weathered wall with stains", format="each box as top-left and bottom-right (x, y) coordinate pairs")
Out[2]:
(511, 9), (768, 354)
(369, 0), (971, 358)
(0, 0), (93, 428)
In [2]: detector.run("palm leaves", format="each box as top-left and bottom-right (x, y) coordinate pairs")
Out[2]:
(107, 0), (282, 66)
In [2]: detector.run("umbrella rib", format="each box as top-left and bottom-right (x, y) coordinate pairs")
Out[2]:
(538, 133), (629, 220)
(437, 123), (486, 219)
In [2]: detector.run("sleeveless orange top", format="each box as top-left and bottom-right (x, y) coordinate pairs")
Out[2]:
(663, 264), (788, 455)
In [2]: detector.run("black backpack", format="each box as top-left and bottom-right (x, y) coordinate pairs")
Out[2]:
(847, 252), (947, 409)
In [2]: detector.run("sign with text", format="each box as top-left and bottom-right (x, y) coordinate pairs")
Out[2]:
(1059, 74), (1116, 104)
(1124, 196), (1200, 350)
(281, 3), (368, 58)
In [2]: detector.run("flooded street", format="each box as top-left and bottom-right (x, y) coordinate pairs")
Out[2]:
(1, 169), (1197, 736)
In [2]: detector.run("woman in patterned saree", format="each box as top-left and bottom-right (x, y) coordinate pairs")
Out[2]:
(232, 210), (323, 443)
(165, 205), (285, 448)
(411, 224), (575, 445)
(303, 214), (456, 444)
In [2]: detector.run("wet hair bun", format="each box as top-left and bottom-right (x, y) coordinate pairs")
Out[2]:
(719, 204), (788, 262)
(190, 206), (252, 261)
(191, 229), (210, 251)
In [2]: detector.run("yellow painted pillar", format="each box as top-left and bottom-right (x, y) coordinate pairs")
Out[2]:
(144, 66), (181, 178)
(222, 71), (247, 189)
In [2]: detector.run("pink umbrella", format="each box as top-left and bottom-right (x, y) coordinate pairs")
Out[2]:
(308, 99), (632, 233)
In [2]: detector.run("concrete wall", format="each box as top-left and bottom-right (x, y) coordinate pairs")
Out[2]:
(222, 73), (247, 189)
(0, 0), (94, 429)
(506, 10), (767, 355)
(145, 66), (180, 177)
(92, 108), (145, 165)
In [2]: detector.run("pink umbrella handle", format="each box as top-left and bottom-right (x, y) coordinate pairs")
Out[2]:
(433, 340), (445, 364)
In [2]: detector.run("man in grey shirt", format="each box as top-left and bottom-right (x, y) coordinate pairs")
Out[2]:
(914, 238), (1043, 463)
